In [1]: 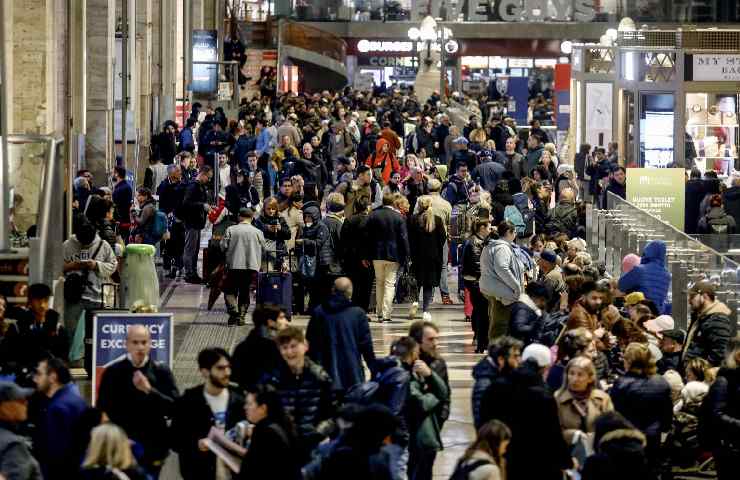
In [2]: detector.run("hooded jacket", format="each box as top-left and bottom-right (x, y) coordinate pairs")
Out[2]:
(618, 240), (671, 314)
(306, 294), (375, 391)
(582, 428), (652, 480)
(697, 206), (737, 234)
(683, 300), (733, 367)
(701, 366), (740, 449)
(479, 239), (525, 305)
(366, 138), (400, 184)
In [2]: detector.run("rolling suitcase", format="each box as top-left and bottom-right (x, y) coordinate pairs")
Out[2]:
(257, 271), (293, 317)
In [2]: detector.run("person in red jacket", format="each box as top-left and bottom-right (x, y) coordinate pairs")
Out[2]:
(367, 137), (400, 184)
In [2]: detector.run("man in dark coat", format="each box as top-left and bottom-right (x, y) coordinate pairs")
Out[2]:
(97, 325), (179, 476)
(32, 357), (88, 480)
(231, 305), (288, 390)
(181, 166), (213, 283)
(509, 282), (550, 346)
(472, 336), (522, 430)
(365, 193), (410, 323)
(171, 348), (245, 480)
(306, 278), (376, 391)
(683, 280), (734, 367)
(602, 166), (627, 209)
(480, 345), (571, 480)
(340, 196), (373, 310)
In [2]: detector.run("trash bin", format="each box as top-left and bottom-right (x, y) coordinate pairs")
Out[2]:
(121, 244), (159, 309)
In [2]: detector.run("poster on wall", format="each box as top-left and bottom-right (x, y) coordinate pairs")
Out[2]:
(626, 168), (685, 231)
(585, 83), (613, 148)
(192, 30), (218, 93)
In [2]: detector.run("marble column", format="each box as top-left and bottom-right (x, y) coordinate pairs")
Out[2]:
(85, 0), (116, 183)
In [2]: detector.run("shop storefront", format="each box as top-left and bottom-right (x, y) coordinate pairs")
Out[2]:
(572, 29), (740, 176)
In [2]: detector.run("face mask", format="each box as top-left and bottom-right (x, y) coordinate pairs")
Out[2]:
(305, 221), (313, 228)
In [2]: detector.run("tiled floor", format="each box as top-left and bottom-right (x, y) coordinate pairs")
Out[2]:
(160, 273), (479, 479)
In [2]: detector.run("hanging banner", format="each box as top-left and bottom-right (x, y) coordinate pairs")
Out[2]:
(507, 77), (529, 125)
(92, 312), (174, 404)
(192, 30), (218, 93)
(626, 168), (686, 231)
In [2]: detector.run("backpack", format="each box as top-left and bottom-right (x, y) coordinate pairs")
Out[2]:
(449, 203), (468, 240)
(706, 214), (733, 234)
(504, 205), (526, 235)
(344, 365), (400, 407)
(149, 210), (168, 241)
(449, 459), (492, 480)
(512, 192), (535, 237)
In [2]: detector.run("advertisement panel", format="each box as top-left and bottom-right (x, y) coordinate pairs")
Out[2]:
(626, 168), (686, 231)
(92, 312), (174, 404)
(192, 30), (218, 93)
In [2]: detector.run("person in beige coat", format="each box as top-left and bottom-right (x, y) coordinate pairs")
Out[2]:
(555, 356), (615, 444)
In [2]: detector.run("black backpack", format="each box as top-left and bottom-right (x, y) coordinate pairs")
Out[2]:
(449, 459), (492, 480)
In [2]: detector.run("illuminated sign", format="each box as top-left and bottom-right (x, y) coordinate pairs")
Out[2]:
(356, 39), (460, 55)
(467, 0), (596, 22)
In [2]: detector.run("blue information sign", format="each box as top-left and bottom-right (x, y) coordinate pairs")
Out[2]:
(192, 29), (218, 93)
(92, 312), (174, 404)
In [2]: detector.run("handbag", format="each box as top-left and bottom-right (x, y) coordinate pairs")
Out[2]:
(394, 264), (419, 304)
(299, 254), (317, 279)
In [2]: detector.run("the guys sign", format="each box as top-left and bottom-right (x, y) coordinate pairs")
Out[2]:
(92, 312), (174, 404)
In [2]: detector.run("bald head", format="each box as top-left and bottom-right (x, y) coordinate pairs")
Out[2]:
(333, 277), (353, 299)
(126, 324), (151, 365)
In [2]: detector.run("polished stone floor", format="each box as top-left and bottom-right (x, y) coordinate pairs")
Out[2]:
(160, 270), (478, 479)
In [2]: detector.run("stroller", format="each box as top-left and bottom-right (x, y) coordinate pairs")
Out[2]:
(665, 395), (716, 479)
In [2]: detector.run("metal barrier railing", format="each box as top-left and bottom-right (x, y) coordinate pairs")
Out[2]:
(587, 192), (740, 331)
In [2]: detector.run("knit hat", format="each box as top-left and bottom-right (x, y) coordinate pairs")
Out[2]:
(521, 343), (552, 368)
(662, 329), (686, 345)
(624, 292), (645, 306)
(645, 315), (674, 334)
(622, 254), (641, 273)
(539, 250), (558, 264)
(662, 370), (684, 403)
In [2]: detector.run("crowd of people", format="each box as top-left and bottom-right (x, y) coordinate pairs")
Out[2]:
(0, 82), (739, 480)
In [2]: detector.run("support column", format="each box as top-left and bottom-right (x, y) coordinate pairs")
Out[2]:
(135, 0), (153, 183)
(85, 0), (115, 183)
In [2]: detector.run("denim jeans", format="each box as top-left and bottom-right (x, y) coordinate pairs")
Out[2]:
(420, 285), (434, 312)
(439, 240), (449, 296)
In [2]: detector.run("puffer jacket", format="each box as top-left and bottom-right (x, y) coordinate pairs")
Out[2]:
(618, 240), (671, 314)
(320, 213), (344, 273)
(254, 213), (291, 260)
(462, 233), (489, 282)
(509, 296), (545, 346)
(683, 300), (733, 367)
(263, 358), (337, 446)
(609, 372), (673, 450)
(471, 356), (500, 430)
(479, 239), (525, 305)
(299, 203), (330, 265)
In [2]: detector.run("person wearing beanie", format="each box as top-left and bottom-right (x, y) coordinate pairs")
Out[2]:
(622, 253), (641, 274)
(657, 328), (686, 374)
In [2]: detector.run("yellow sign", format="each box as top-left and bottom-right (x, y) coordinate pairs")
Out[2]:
(626, 168), (685, 231)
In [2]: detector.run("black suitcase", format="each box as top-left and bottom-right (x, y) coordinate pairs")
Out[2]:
(257, 271), (293, 317)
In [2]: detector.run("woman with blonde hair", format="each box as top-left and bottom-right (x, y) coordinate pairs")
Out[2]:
(80, 424), (148, 480)
(609, 343), (673, 470)
(555, 356), (614, 444)
(408, 195), (446, 319)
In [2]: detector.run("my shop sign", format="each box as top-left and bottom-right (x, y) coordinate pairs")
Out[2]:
(691, 54), (740, 81)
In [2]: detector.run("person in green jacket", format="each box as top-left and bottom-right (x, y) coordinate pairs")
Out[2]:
(406, 341), (450, 480)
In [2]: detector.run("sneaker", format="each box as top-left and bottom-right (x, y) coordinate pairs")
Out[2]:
(441, 294), (454, 305)
(422, 312), (432, 322)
